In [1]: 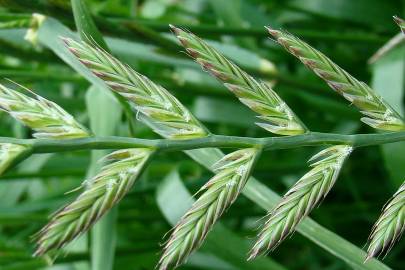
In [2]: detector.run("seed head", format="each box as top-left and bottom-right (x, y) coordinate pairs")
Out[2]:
(63, 37), (207, 140)
(34, 148), (153, 256)
(366, 182), (405, 261)
(158, 148), (260, 269)
(267, 27), (405, 131)
(0, 83), (89, 139)
(249, 145), (353, 259)
(171, 25), (307, 136)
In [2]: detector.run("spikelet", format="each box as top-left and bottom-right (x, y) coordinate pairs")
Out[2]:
(366, 182), (404, 261)
(0, 83), (89, 139)
(171, 25), (306, 136)
(249, 145), (353, 259)
(158, 148), (260, 269)
(267, 27), (405, 132)
(34, 148), (153, 256)
(63, 38), (207, 139)
(0, 143), (29, 175)
(393, 16), (405, 34)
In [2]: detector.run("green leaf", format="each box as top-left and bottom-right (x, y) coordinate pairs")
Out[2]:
(289, 0), (398, 28)
(372, 46), (405, 188)
(193, 97), (255, 127)
(208, 0), (257, 50)
(72, 1), (122, 269)
(86, 86), (122, 270)
(156, 169), (287, 270)
(0, 154), (51, 207)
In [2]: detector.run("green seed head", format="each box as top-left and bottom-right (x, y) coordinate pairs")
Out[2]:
(158, 148), (260, 269)
(267, 27), (405, 132)
(0, 83), (89, 139)
(171, 25), (307, 136)
(63, 37), (208, 139)
(34, 148), (153, 256)
(249, 145), (353, 259)
(366, 182), (405, 261)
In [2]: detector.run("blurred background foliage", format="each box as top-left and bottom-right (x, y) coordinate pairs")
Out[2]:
(0, 0), (404, 269)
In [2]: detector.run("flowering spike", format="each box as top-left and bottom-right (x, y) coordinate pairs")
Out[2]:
(171, 25), (307, 136)
(34, 148), (154, 256)
(158, 148), (260, 269)
(0, 83), (89, 139)
(249, 145), (353, 259)
(267, 27), (405, 132)
(63, 38), (207, 139)
(366, 182), (405, 261)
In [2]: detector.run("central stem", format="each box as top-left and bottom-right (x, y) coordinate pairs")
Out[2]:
(1, 131), (405, 153)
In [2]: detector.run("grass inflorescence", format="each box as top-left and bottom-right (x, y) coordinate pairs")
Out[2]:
(249, 145), (353, 259)
(158, 148), (260, 269)
(171, 25), (307, 136)
(63, 37), (207, 140)
(0, 82), (89, 139)
(2, 11), (399, 268)
(34, 148), (154, 256)
(267, 27), (405, 132)
(366, 182), (405, 261)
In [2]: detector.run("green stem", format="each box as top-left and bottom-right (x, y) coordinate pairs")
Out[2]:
(116, 19), (387, 43)
(2, 3), (388, 43)
(2, 131), (405, 153)
(0, 69), (83, 82)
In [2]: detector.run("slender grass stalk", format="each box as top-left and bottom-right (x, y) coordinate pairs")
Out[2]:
(158, 148), (261, 269)
(34, 148), (154, 256)
(4, 131), (405, 153)
(62, 38), (207, 140)
(0, 1), (390, 44)
(0, 143), (28, 175)
(0, 82), (89, 139)
(267, 27), (405, 132)
(368, 33), (404, 64)
(249, 145), (353, 259)
(366, 182), (405, 261)
(171, 26), (307, 136)
(369, 16), (405, 64)
(0, 18), (30, 29)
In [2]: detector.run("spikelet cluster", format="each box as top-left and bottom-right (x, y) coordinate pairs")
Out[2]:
(63, 38), (207, 139)
(267, 28), (405, 132)
(393, 16), (405, 34)
(249, 145), (353, 259)
(0, 143), (28, 175)
(34, 148), (153, 256)
(0, 83), (89, 139)
(366, 182), (404, 261)
(170, 26), (307, 136)
(158, 148), (260, 270)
